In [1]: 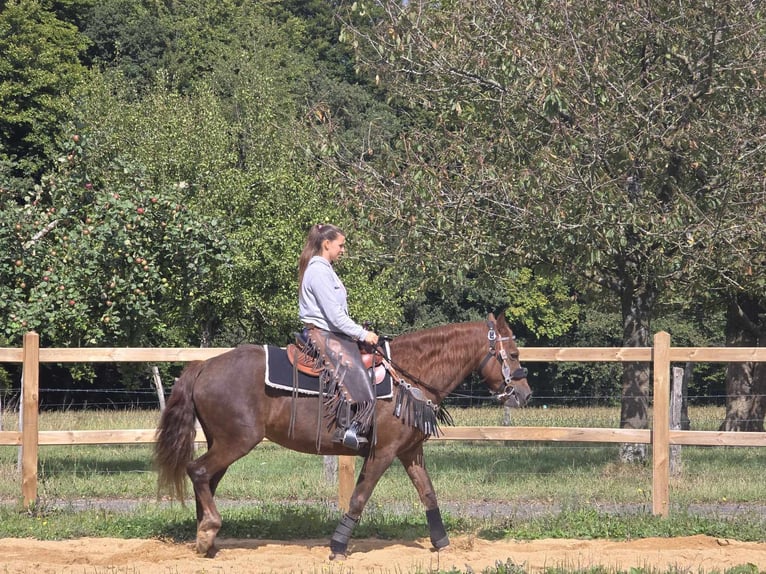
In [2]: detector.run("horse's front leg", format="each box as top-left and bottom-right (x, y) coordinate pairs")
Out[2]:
(329, 452), (395, 560)
(398, 444), (450, 551)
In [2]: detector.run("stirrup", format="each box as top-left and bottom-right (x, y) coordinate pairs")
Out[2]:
(340, 427), (368, 450)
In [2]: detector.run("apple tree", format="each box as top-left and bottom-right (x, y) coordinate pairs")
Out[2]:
(0, 131), (230, 354)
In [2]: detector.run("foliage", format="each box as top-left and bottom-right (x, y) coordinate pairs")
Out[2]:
(384, 266), (580, 341)
(339, 0), (766, 434)
(264, 0), (359, 81)
(67, 11), (407, 346)
(191, 18), (405, 343)
(502, 268), (580, 340)
(2, 0), (763, 404)
(0, 132), (229, 353)
(216, 170), (408, 344)
(81, 0), (172, 85)
(77, 0), (316, 98)
(340, 0), (766, 316)
(0, 0), (89, 177)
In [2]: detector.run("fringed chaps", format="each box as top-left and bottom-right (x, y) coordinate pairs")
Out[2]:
(306, 327), (376, 436)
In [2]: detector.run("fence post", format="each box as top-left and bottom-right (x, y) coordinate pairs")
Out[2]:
(324, 455), (338, 484)
(652, 331), (670, 517)
(670, 366), (684, 476)
(338, 456), (355, 512)
(150, 366), (166, 411)
(21, 331), (40, 508)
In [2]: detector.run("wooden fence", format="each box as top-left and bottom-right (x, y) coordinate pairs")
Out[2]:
(1, 331), (765, 516)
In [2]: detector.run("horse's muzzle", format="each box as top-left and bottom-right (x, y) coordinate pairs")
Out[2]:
(511, 367), (528, 380)
(498, 371), (532, 407)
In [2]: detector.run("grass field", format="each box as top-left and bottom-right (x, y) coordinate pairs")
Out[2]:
(1, 405), (763, 505)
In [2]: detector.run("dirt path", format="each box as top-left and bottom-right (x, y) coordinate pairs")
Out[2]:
(1, 535), (765, 573)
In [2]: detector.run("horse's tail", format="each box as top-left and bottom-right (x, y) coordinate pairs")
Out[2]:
(153, 360), (205, 502)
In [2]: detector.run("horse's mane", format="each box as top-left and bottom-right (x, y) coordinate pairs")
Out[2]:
(388, 321), (486, 386)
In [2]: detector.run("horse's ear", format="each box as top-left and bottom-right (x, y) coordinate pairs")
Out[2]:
(495, 310), (508, 326)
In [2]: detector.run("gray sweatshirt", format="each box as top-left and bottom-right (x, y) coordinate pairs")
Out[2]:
(299, 256), (368, 341)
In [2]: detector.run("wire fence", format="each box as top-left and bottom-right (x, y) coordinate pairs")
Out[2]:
(1, 387), (765, 427)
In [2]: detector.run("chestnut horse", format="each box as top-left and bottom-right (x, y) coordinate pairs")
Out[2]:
(153, 313), (531, 559)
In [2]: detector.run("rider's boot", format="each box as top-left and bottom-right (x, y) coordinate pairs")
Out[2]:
(334, 404), (368, 449)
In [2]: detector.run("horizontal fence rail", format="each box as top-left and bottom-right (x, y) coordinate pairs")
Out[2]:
(2, 427), (763, 448)
(1, 331), (766, 515)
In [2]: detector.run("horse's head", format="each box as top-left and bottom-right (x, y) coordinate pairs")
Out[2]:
(478, 313), (532, 407)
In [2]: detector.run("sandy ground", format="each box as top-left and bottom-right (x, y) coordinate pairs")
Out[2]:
(1, 535), (765, 573)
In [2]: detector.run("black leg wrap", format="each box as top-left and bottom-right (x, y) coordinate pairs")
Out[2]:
(330, 513), (359, 555)
(426, 507), (449, 549)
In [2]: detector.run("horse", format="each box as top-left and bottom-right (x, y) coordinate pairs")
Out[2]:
(153, 312), (532, 559)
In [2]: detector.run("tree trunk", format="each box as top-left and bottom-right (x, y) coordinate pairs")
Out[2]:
(720, 296), (765, 432)
(618, 280), (654, 463)
(751, 363), (766, 430)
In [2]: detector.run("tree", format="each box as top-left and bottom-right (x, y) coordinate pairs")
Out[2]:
(81, 0), (172, 86)
(264, 0), (359, 81)
(0, 0), (89, 177)
(0, 131), (230, 355)
(340, 0), (766, 458)
(71, 4), (409, 345)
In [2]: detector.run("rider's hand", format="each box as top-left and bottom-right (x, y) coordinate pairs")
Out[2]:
(364, 331), (379, 345)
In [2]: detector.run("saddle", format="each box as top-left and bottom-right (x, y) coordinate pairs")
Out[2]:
(286, 343), (321, 376)
(286, 336), (383, 377)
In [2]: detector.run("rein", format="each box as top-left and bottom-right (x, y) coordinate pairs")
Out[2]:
(374, 317), (526, 401)
(368, 317), (526, 436)
(373, 347), (442, 397)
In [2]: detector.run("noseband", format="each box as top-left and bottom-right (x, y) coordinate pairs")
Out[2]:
(479, 319), (528, 403)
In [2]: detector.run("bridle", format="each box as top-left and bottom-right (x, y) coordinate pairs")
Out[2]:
(478, 318), (528, 404)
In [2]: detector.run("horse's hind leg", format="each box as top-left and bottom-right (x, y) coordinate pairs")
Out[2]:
(190, 460), (224, 556)
(188, 437), (261, 557)
(398, 444), (450, 551)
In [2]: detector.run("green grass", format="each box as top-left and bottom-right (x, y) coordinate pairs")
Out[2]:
(1, 501), (764, 543)
(2, 405), (760, 505)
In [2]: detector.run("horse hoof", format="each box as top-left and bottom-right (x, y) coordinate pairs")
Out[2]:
(329, 551), (347, 561)
(195, 541), (210, 556)
(196, 533), (217, 557)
